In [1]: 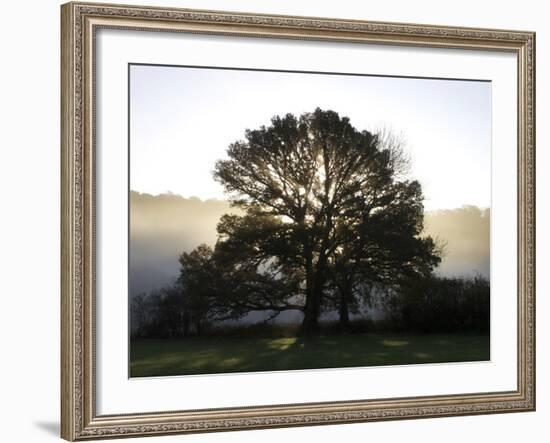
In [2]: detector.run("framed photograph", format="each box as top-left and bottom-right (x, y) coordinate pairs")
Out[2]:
(61, 2), (536, 440)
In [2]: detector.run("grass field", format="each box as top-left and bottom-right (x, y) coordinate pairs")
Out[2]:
(130, 333), (490, 377)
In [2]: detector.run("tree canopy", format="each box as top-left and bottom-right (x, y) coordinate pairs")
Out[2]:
(210, 108), (441, 334)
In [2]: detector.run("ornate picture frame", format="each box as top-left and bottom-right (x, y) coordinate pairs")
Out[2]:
(61, 2), (535, 440)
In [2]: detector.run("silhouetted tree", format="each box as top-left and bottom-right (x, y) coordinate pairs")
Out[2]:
(177, 244), (221, 335)
(130, 293), (150, 338)
(146, 285), (187, 337)
(214, 108), (440, 334)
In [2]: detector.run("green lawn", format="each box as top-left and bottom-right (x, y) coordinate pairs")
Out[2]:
(130, 333), (490, 377)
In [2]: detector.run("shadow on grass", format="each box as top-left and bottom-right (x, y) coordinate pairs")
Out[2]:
(130, 332), (490, 378)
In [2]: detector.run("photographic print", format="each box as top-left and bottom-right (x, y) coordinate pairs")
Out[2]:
(129, 64), (491, 378)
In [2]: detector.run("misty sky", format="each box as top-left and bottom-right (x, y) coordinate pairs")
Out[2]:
(130, 64), (491, 211)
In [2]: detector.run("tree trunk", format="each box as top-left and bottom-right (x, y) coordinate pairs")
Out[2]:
(302, 286), (322, 335)
(338, 279), (352, 332)
(300, 213), (332, 335)
(302, 255), (327, 336)
(302, 253), (318, 335)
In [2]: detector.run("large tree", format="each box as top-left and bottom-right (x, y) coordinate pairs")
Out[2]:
(214, 108), (440, 334)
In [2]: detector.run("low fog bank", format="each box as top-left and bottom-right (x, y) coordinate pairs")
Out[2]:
(425, 206), (490, 279)
(129, 191), (239, 296)
(130, 191), (490, 299)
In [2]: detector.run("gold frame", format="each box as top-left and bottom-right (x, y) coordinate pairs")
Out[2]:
(61, 2), (536, 440)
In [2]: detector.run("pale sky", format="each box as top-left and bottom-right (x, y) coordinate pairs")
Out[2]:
(129, 64), (491, 210)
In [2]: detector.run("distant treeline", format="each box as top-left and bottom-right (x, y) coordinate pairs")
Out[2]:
(131, 274), (489, 338)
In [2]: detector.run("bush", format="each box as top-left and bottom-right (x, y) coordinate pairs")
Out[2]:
(383, 275), (490, 333)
